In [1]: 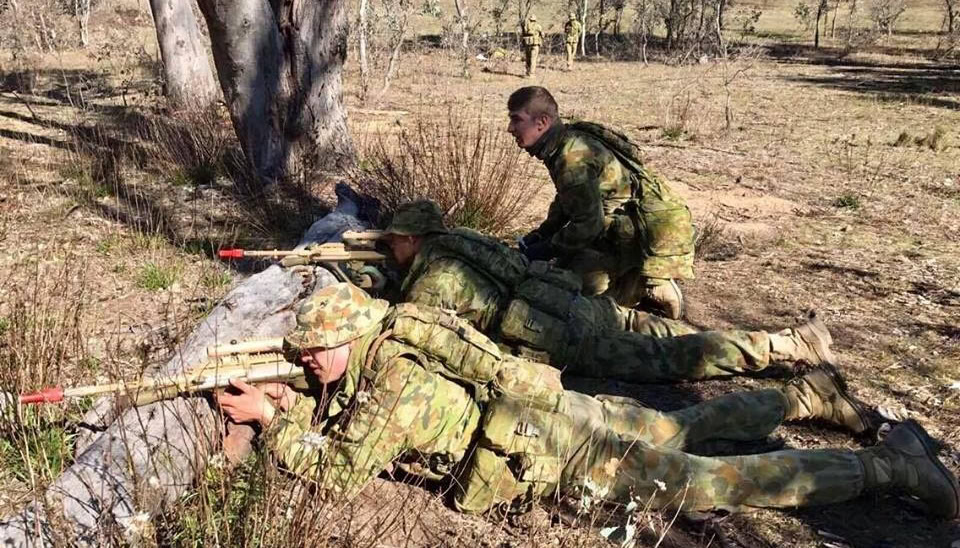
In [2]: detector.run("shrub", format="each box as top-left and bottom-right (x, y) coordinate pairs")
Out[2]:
(350, 109), (539, 237)
(832, 194), (862, 210)
(137, 262), (179, 291)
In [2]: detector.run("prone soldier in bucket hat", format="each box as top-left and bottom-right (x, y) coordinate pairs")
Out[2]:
(379, 199), (847, 388)
(217, 283), (960, 520)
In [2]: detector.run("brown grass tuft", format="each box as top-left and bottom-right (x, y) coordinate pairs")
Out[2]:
(350, 109), (539, 237)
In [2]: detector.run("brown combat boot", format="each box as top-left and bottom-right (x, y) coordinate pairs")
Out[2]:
(857, 420), (960, 519)
(769, 311), (836, 365)
(782, 363), (871, 433)
(642, 278), (684, 320)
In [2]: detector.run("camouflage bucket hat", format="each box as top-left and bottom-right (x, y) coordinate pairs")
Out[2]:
(284, 283), (389, 350)
(568, 12), (576, 19)
(383, 199), (448, 237)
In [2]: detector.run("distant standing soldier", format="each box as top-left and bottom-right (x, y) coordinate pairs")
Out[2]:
(521, 14), (543, 78)
(564, 13), (582, 70)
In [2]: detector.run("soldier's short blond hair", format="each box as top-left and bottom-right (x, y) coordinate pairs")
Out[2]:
(508, 87), (558, 121)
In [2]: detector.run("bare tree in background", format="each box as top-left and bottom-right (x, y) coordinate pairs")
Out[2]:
(148, 0), (218, 109)
(71, 0), (91, 47)
(196, 0), (355, 183)
(946, 0), (957, 33)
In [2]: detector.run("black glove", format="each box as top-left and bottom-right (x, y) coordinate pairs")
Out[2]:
(518, 232), (542, 253)
(522, 240), (556, 262)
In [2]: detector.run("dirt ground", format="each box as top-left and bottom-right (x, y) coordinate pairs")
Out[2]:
(1, 1), (959, 546)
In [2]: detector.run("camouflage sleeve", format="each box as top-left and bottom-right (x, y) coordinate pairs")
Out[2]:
(403, 259), (501, 332)
(533, 198), (567, 240)
(265, 356), (469, 497)
(548, 152), (606, 254)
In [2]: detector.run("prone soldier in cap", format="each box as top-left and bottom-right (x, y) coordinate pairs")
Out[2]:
(380, 199), (842, 386)
(507, 86), (695, 319)
(217, 283), (960, 521)
(564, 13), (582, 70)
(521, 14), (543, 78)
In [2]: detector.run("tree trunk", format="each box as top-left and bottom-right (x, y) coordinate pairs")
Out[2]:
(814, 0), (825, 47)
(74, 0), (91, 48)
(358, 0), (370, 104)
(946, 0), (956, 33)
(580, 1), (587, 56)
(196, 0), (356, 185)
(0, 189), (369, 547)
(148, 0), (219, 110)
(452, 0), (470, 76)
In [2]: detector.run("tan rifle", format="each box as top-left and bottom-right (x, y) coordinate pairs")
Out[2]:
(18, 338), (301, 407)
(218, 231), (388, 287)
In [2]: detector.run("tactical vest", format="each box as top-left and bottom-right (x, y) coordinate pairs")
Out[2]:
(567, 121), (695, 267)
(367, 303), (573, 513)
(411, 231), (587, 366)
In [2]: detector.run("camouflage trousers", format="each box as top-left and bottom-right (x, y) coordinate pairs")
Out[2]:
(565, 42), (576, 69)
(572, 294), (698, 338)
(562, 248), (694, 308)
(559, 390), (865, 512)
(558, 321), (772, 383)
(525, 46), (540, 77)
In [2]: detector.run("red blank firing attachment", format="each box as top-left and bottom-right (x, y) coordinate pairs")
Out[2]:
(19, 387), (65, 405)
(218, 249), (246, 259)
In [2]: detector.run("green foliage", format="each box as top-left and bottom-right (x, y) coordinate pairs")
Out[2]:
(832, 194), (862, 210)
(160, 454), (269, 547)
(661, 126), (686, 141)
(0, 318), (8, 337)
(95, 234), (124, 255)
(0, 409), (75, 484)
(200, 270), (232, 290)
(137, 262), (179, 291)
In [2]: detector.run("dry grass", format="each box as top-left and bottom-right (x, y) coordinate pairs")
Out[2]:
(1, 0), (959, 546)
(351, 107), (540, 236)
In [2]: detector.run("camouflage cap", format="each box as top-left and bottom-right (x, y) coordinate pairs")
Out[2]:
(529, 14), (537, 21)
(383, 199), (448, 237)
(568, 12), (576, 19)
(284, 283), (389, 350)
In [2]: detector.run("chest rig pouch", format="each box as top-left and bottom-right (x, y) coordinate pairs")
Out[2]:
(387, 303), (503, 399)
(498, 261), (581, 362)
(454, 357), (572, 514)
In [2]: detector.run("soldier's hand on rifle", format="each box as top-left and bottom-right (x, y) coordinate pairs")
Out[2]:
(217, 379), (277, 426)
(260, 382), (299, 412)
(355, 265), (387, 291)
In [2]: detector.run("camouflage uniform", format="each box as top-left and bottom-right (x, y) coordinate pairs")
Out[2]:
(521, 16), (543, 77)
(392, 213), (781, 383)
(525, 121), (695, 316)
(564, 14), (582, 70)
(265, 284), (914, 518)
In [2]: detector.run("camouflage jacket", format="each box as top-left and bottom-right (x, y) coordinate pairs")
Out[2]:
(528, 122), (632, 255)
(522, 20), (543, 46)
(529, 122), (696, 279)
(265, 324), (483, 496)
(400, 229), (525, 333)
(564, 19), (582, 43)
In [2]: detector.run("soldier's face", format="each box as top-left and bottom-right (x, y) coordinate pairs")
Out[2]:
(300, 344), (351, 384)
(385, 234), (422, 268)
(507, 108), (550, 149)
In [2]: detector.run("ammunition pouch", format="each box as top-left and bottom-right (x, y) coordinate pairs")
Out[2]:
(454, 392), (571, 514)
(522, 35), (536, 46)
(496, 261), (586, 363)
(388, 303), (503, 397)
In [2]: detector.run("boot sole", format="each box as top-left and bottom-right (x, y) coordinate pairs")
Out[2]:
(816, 362), (872, 434)
(901, 419), (960, 519)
